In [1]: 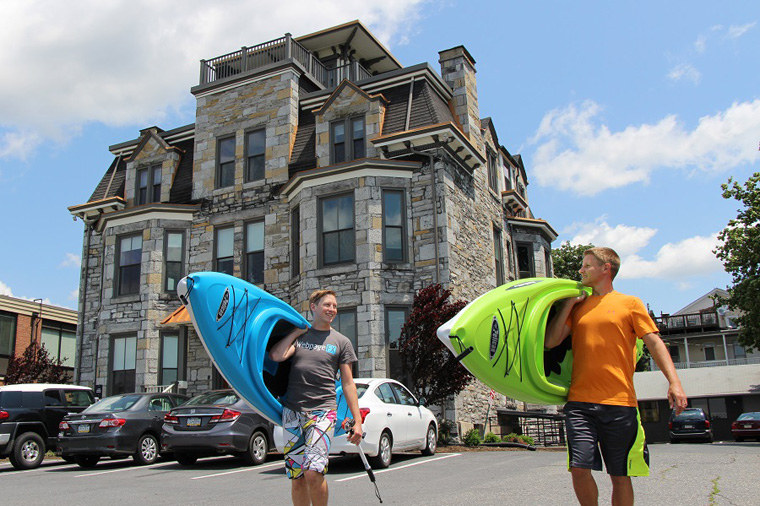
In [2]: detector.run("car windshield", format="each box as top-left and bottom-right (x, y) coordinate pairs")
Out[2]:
(737, 413), (760, 421)
(184, 391), (239, 406)
(84, 394), (142, 413)
(674, 410), (704, 421)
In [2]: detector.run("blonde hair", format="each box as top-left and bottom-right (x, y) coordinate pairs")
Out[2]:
(309, 289), (337, 307)
(584, 247), (621, 280)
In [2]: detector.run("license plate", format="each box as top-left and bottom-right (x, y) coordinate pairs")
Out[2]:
(684, 424), (694, 429)
(187, 417), (201, 427)
(77, 424), (90, 433)
(743, 424), (753, 429)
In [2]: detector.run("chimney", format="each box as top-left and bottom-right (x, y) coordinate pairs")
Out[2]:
(438, 45), (483, 153)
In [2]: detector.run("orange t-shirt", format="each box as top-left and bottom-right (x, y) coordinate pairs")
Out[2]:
(565, 291), (658, 407)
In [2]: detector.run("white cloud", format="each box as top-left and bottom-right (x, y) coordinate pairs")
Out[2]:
(530, 99), (760, 196)
(727, 22), (756, 40)
(0, 280), (12, 296)
(68, 289), (80, 302)
(619, 233), (723, 281)
(694, 34), (707, 53)
(0, 0), (428, 160)
(667, 63), (701, 84)
(59, 253), (81, 269)
(566, 218), (657, 258)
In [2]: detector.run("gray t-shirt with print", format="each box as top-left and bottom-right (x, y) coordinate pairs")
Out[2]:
(282, 327), (357, 412)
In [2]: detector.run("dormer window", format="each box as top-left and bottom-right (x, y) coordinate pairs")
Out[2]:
(331, 116), (365, 164)
(136, 164), (162, 205)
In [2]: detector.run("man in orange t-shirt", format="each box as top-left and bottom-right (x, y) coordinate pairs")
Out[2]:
(546, 247), (687, 506)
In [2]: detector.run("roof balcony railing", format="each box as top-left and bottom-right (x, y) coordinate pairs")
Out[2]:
(653, 311), (721, 335)
(199, 33), (368, 89)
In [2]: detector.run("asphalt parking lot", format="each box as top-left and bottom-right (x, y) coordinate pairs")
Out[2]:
(2, 442), (758, 505)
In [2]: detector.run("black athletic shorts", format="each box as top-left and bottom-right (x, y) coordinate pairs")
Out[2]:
(563, 401), (649, 476)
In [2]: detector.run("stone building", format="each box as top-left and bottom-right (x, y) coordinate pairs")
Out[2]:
(68, 21), (557, 424)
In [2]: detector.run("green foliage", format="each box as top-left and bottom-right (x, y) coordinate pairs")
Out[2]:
(501, 432), (534, 445)
(483, 432), (501, 443)
(551, 241), (594, 281)
(437, 418), (456, 445)
(502, 432), (519, 442)
(397, 284), (473, 407)
(463, 428), (481, 447)
(518, 435), (535, 445)
(5, 340), (68, 385)
(714, 172), (760, 351)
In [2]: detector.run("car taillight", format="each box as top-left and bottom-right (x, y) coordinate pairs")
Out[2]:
(0, 411), (8, 420)
(99, 418), (127, 428)
(59, 421), (70, 430)
(668, 422), (673, 430)
(731, 421), (738, 429)
(705, 420), (710, 428)
(164, 413), (179, 424)
(210, 409), (241, 423)
(359, 407), (371, 423)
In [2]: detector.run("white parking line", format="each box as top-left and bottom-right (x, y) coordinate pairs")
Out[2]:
(191, 461), (284, 480)
(74, 460), (177, 478)
(334, 453), (461, 482)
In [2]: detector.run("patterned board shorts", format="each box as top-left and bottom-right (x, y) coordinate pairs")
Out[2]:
(282, 406), (337, 479)
(563, 401), (650, 477)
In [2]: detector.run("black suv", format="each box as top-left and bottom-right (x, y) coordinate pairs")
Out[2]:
(669, 407), (713, 443)
(0, 383), (95, 469)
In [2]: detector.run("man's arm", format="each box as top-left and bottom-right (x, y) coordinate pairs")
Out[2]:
(268, 326), (307, 362)
(544, 294), (585, 349)
(642, 332), (688, 415)
(339, 362), (364, 445)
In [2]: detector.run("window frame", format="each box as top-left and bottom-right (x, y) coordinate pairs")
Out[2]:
(244, 220), (265, 285)
(486, 148), (499, 194)
(493, 226), (505, 286)
(245, 128), (266, 183)
(110, 334), (137, 396)
(159, 332), (181, 386)
(164, 230), (185, 293)
(330, 116), (366, 164)
(136, 164), (162, 206)
(216, 135), (236, 189)
(40, 322), (76, 368)
(115, 233), (143, 297)
(214, 226), (235, 276)
(0, 311), (17, 359)
(318, 192), (356, 267)
(385, 305), (410, 383)
(516, 242), (535, 279)
(332, 307), (358, 375)
(382, 189), (407, 263)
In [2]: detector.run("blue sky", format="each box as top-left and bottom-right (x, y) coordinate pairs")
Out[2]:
(1, 1), (758, 316)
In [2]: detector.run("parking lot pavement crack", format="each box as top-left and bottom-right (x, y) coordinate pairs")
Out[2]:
(707, 475), (720, 506)
(658, 464), (678, 479)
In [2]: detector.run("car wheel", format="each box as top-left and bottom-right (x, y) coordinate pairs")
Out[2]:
(241, 430), (269, 466)
(9, 432), (45, 470)
(75, 455), (101, 469)
(421, 424), (437, 456)
(133, 434), (159, 465)
(175, 452), (198, 465)
(369, 431), (392, 469)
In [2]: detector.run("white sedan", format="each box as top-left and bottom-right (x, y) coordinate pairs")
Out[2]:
(274, 378), (437, 468)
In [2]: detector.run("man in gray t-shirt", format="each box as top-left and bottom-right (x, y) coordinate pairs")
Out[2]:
(270, 289), (363, 506)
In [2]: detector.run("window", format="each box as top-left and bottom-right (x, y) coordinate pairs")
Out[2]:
(493, 226), (505, 286)
(245, 221), (264, 285)
(291, 207), (300, 277)
(516, 242), (535, 279)
(487, 148), (499, 193)
(382, 190), (406, 262)
(160, 333), (179, 386)
(164, 231), (185, 293)
(117, 234), (142, 296)
(333, 308), (358, 375)
(215, 227), (234, 275)
(734, 344), (747, 359)
(245, 129), (265, 182)
(390, 382), (417, 406)
(668, 344), (681, 363)
(320, 193), (355, 265)
(217, 136), (236, 188)
(385, 306), (409, 382)
(112, 335), (136, 395)
(704, 343), (716, 361)
(136, 165), (162, 205)
(0, 312), (16, 358)
(40, 325), (76, 367)
(331, 116), (365, 164)
(639, 400), (661, 423)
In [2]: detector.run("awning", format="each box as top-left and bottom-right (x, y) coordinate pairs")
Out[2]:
(161, 305), (191, 326)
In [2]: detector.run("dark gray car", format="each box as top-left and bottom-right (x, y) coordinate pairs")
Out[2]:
(669, 407), (713, 443)
(57, 392), (188, 468)
(160, 389), (274, 466)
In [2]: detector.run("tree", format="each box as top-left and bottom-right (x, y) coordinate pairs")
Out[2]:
(714, 172), (760, 351)
(397, 284), (473, 407)
(551, 241), (594, 281)
(5, 340), (69, 384)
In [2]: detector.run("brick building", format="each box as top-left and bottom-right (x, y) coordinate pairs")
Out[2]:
(68, 21), (558, 424)
(0, 295), (77, 384)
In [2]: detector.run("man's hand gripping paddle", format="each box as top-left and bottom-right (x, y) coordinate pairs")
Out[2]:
(342, 418), (383, 503)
